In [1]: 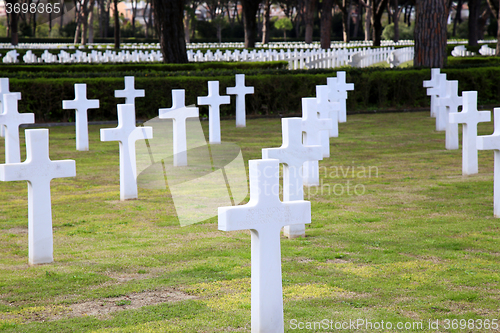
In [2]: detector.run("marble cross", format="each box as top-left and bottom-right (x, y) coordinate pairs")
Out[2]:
(423, 68), (441, 118)
(0, 93), (35, 163)
(262, 118), (322, 238)
(326, 77), (347, 137)
(449, 91), (490, 175)
(427, 73), (448, 131)
(62, 84), (100, 151)
(114, 76), (145, 105)
(0, 78), (22, 137)
(316, 85), (336, 158)
(226, 74), (254, 128)
(218, 159), (311, 333)
(159, 89), (199, 166)
(334, 71), (354, 123)
(301, 98), (332, 186)
(436, 80), (462, 150)
(100, 104), (153, 200)
(477, 108), (500, 217)
(0, 129), (76, 265)
(198, 81), (230, 144)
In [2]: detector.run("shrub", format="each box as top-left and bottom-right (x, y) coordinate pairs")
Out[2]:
(9, 66), (500, 123)
(382, 23), (414, 40)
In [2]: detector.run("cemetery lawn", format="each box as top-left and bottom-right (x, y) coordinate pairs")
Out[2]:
(1, 112), (499, 332)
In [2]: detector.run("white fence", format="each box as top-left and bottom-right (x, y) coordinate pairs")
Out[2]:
(2, 40), (498, 67)
(387, 47), (414, 68)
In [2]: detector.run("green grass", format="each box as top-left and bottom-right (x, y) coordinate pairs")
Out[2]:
(0, 113), (499, 332)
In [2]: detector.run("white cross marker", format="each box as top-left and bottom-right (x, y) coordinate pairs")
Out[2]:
(477, 108), (500, 217)
(0, 78), (22, 137)
(0, 129), (76, 265)
(326, 77), (346, 138)
(114, 76), (145, 105)
(100, 104), (153, 200)
(198, 81), (230, 144)
(62, 84), (100, 151)
(159, 89), (199, 167)
(427, 73), (448, 131)
(302, 98), (332, 186)
(0, 94), (35, 163)
(423, 68), (441, 118)
(436, 80), (462, 150)
(226, 74), (254, 128)
(316, 85), (336, 158)
(218, 159), (311, 333)
(449, 91), (490, 176)
(334, 71), (354, 123)
(262, 118), (322, 239)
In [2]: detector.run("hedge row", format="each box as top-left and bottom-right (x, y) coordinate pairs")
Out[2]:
(11, 66), (500, 123)
(0, 61), (288, 75)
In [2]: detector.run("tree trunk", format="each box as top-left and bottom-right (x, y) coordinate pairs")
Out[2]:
(184, 10), (190, 43)
(33, 0), (41, 37)
(153, 0), (188, 63)
(131, 0), (137, 37)
(261, 0), (271, 44)
(497, 9), (500, 55)
(486, 0), (500, 54)
(342, 0), (351, 42)
(371, 0), (389, 46)
(304, 0), (316, 43)
(414, 0), (448, 67)
(74, 1), (84, 44)
(113, 0), (120, 49)
(468, 0), (479, 46)
(353, 2), (361, 39)
(242, 0), (260, 48)
(477, 7), (490, 40)
(320, 0), (334, 48)
(8, 0), (18, 45)
(61, 1), (66, 35)
(88, 0), (95, 43)
(81, 0), (94, 45)
(393, 0), (399, 42)
(361, 0), (372, 41)
(452, 0), (462, 36)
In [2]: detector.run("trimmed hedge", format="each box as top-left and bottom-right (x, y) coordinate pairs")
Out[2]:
(0, 61), (288, 75)
(11, 66), (500, 123)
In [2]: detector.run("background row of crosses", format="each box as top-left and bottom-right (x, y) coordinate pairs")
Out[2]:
(424, 69), (500, 218)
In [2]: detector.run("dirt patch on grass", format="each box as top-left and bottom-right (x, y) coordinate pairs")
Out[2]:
(4, 227), (27, 234)
(65, 288), (196, 319)
(2, 288), (197, 323)
(326, 258), (351, 264)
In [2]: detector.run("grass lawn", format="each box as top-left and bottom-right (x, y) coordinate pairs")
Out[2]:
(0, 112), (499, 332)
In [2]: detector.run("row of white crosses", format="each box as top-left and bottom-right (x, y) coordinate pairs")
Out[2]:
(0, 78), (76, 265)
(218, 72), (354, 332)
(424, 69), (500, 217)
(423, 69), (490, 175)
(0, 76), (150, 264)
(198, 75), (254, 144)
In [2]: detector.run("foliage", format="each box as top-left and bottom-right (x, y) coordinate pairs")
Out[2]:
(381, 23), (414, 40)
(59, 21), (77, 38)
(274, 17), (293, 32)
(447, 19), (469, 39)
(121, 21), (145, 38)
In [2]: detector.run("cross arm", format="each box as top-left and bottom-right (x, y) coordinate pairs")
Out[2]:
(218, 204), (254, 232)
(62, 99), (99, 110)
(52, 160), (77, 179)
(0, 163), (29, 182)
(448, 112), (467, 125)
(477, 135), (500, 151)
